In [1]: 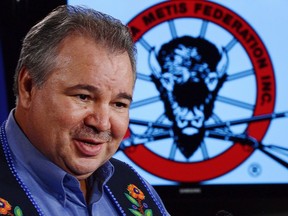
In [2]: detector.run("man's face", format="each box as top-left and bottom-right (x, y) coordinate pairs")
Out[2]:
(17, 35), (134, 179)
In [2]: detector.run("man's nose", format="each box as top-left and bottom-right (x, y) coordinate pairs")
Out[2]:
(84, 105), (111, 131)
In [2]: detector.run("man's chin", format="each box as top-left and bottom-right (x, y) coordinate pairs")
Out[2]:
(64, 159), (102, 179)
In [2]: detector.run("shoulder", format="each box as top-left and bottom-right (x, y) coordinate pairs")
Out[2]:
(109, 157), (139, 177)
(107, 158), (171, 216)
(109, 157), (127, 166)
(108, 157), (157, 201)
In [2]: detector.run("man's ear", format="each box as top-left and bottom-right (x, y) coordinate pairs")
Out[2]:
(17, 67), (34, 109)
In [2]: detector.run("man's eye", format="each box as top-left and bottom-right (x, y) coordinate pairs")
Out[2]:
(77, 94), (89, 101)
(115, 102), (128, 108)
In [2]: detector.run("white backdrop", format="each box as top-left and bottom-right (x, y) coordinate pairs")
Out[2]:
(69, 0), (288, 185)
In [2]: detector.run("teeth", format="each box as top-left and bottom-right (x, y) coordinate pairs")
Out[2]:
(84, 142), (96, 146)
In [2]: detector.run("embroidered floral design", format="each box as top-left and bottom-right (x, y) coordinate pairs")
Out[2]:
(0, 198), (11, 215)
(125, 184), (153, 216)
(0, 198), (23, 216)
(127, 184), (145, 200)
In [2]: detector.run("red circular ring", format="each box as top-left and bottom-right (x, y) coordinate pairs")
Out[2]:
(124, 0), (275, 182)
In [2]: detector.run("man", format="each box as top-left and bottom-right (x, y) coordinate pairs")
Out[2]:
(0, 5), (169, 216)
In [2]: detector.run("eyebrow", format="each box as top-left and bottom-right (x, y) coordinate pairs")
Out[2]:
(66, 84), (133, 102)
(118, 92), (133, 102)
(66, 84), (97, 92)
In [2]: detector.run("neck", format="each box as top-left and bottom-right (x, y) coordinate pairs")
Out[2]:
(80, 179), (90, 203)
(80, 179), (86, 194)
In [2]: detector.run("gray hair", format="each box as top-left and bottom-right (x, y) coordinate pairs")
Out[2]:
(14, 5), (137, 97)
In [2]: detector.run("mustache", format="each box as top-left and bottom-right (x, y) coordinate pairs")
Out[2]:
(71, 124), (112, 142)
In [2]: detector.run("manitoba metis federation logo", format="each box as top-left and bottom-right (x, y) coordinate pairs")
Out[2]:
(119, 0), (288, 182)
